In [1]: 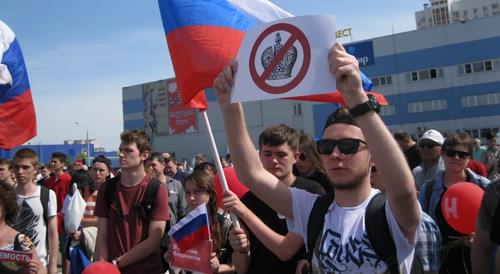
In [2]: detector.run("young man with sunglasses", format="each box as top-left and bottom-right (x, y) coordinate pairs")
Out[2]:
(214, 43), (421, 273)
(412, 129), (445, 190)
(418, 132), (489, 273)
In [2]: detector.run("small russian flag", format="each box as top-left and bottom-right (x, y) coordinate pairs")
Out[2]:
(168, 203), (211, 253)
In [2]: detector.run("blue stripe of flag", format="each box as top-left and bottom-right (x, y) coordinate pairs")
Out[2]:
(171, 214), (209, 241)
(158, 0), (256, 34)
(0, 38), (30, 105)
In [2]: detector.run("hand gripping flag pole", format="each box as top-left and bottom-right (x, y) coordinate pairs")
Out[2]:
(200, 110), (240, 228)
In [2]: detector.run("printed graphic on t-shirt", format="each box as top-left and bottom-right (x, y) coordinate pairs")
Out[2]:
(313, 229), (385, 273)
(12, 200), (40, 246)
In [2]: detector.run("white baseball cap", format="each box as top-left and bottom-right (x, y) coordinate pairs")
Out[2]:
(421, 129), (444, 145)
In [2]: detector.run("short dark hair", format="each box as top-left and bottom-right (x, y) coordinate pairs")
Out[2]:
(393, 130), (412, 142)
(323, 107), (359, 133)
(92, 155), (112, 171)
(51, 152), (67, 163)
(258, 124), (300, 151)
(0, 183), (19, 225)
(149, 152), (165, 164)
(193, 162), (217, 175)
(120, 130), (152, 154)
(0, 158), (12, 168)
(165, 156), (177, 164)
(486, 131), (496, 140)
(70, 169), (93, 194)
(14, 148), (39, 168)
(442, 132), (474, 154)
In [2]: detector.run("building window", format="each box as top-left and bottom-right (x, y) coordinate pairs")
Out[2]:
(411, 71), (419, 81)
(461, 92), (500, 108)
(473, 62), (484, 72)
(371, 75), (393, 87)
(464, 63), (473, 73)
(485, 61), (493, 71)
(292, 103), (302, 116)
(408, 68), (443, 82)
(408, 99), (447, 113)
(380, 105), (396, 116)
(460, 59), (497, 75)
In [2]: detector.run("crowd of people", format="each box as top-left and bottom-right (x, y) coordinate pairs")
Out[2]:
(0, 43), (499, 274)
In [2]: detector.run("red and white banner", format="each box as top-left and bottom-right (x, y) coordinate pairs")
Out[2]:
(170, 239), (212, 274)
(167, 78), (198, 135)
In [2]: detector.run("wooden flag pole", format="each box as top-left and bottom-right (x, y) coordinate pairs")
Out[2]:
(200, 110), (240, 228)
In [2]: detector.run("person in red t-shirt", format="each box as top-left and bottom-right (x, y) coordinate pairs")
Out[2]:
(94, 130), (169, 274)
(45, 152), (72, 213)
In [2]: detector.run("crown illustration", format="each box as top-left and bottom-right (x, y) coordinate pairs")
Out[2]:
(261, 33), (297, 80)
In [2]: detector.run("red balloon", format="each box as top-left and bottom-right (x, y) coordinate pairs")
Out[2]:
(441, 182), (484, 234)
(214, 167), (249, 208)
(83, 262), (120, 274)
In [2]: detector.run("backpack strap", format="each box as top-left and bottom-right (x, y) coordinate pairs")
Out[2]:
(365, 193), (399, 274)
(306, 194), (334, 265)
(104, 175), (121, 219)
(40, 186), (49, 226)
(424, 182), (434, 214)
(137, 178), (161, 222)
(490, 198), (500, 244)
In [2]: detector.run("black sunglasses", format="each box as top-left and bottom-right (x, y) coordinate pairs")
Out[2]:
(299, 153), (306, 161)
(419, 142), (440, 149)
(445, 149), (470, 159)
(316, 138), (367, 155)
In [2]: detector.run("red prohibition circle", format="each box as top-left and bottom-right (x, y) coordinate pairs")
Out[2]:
(249, 23), (311, 94)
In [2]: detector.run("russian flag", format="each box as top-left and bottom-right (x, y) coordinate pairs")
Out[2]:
(158, 0), (291, 108)
(168, 203), (211, 253)
(0, 21), (36, 150)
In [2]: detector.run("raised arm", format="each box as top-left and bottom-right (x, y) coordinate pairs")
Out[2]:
(223, 190), (303, 261)
(214, 60), (293, 219)
(330, 43), (420, 238)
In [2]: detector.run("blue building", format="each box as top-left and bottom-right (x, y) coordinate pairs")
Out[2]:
(0, 143), (119, 167)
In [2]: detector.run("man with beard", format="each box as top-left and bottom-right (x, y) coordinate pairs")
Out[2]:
(214, 43), (420, 273)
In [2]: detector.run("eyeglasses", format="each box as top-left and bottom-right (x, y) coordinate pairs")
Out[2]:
(445, 149), (470, 159)
(419, 142), (440, 149)
(316, 138), (367, 155)
(299, 153), (306, 161)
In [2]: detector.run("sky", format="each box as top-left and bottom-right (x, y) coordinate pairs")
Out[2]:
(1, 0), (425, 151)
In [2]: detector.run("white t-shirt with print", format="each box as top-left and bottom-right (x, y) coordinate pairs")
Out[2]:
(287, 188), (418, 274)
(16, 186), (57, 266)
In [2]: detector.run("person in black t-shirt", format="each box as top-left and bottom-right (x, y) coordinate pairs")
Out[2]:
(226, 124), (324, 274)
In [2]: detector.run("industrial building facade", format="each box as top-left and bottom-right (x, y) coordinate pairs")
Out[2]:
(123, 14), (500, 160)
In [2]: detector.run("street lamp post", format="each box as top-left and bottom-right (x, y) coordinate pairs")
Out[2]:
(75, 122), (91, 166)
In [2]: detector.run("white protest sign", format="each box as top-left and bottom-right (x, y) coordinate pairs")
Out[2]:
(231, 15), (336, 103)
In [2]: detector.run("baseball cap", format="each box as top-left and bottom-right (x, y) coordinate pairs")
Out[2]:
(421, 129), (444, 145)
(82, 262), (120, 274)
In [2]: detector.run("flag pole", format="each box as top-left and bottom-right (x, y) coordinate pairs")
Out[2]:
(200, 110), (240, 228)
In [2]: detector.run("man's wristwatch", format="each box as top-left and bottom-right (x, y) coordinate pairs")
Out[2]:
(349, 94), (381, 118)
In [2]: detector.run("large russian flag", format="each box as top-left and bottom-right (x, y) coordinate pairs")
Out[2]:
(0, 21), (36, 150)
(168, 203), (211, 253)
(158, 0), (291, 108)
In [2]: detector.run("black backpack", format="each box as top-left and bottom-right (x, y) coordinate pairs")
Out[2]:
(104, 175), (161, 230)
(307, 193), (423, 274)
(490, 198), (500, 244)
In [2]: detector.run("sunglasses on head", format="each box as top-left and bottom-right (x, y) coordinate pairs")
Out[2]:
(299, 153), (306, 161)
(316, 138), (367, 155)
(419, 142), (440, 149)
(445, 149), (470, 159)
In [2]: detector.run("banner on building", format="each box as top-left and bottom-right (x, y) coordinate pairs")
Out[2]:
(167, 78), (198, 135)
(142, 82), (169, 137)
